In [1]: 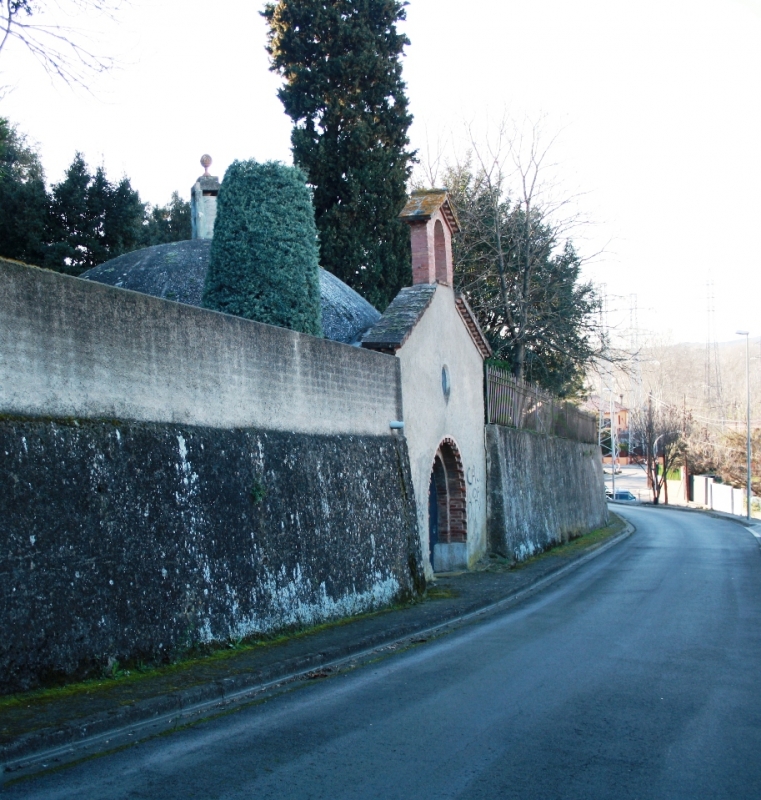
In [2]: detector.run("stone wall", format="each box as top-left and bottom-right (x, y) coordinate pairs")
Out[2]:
(0, 259), (400, 435)
(485, 424), (607, 560)
(0, 419), (422, 694)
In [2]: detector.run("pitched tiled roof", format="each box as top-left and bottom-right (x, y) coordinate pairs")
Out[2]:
(582, 394), (629, 415)
(455, 294), (493, 358)
(360, 284), (437, 352)
(361, 284), (492, 360)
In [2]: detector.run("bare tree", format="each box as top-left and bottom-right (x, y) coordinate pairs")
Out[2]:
(425, 116), (607, 396)
(630, 395), (687, 504)
(716, 429), (761, 496)
(0, 0), (120, 88)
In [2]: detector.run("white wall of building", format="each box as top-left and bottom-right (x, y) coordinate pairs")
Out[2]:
(397, 285), (487, 577)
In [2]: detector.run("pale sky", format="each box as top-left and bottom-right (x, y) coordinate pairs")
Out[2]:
(1, 0), (759, 344)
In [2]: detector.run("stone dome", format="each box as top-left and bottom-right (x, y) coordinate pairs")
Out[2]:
(80, 240), (380, 346)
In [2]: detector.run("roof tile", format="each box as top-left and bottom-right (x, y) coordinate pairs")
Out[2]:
(360, 284), (437, 352)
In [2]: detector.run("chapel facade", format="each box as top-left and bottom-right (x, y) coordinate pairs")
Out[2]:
(362, 190), (491, 576)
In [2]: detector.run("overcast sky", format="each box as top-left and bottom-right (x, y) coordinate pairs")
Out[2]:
(1, 0), (759, 345)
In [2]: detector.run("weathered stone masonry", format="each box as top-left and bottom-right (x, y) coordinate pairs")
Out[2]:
(0, 258), (400, 435)
(485, 424), (608, 561)
(0, 420), (421, 694)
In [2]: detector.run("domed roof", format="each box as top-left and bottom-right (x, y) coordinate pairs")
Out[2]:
(80, 240), (380, 346)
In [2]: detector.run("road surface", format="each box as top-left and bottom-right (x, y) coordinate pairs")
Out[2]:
(8, 506), (761, 799)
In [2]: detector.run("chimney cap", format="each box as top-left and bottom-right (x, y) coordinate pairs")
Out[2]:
(399, 189), (460, 234)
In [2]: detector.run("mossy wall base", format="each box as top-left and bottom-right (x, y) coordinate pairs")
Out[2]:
(0, 420), (422, 695)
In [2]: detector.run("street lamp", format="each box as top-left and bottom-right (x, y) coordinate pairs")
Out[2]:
(603, 387), (617, 498)
(736, 330), (752, 521)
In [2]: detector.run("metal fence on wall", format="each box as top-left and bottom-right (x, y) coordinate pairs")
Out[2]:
(485, 364), (598, 444)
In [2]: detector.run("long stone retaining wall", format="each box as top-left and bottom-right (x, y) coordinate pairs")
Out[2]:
(0, 419), (422, 694)
(0, 258), (607, 693)
(485, 424), (607, 560)
(0, 259), (421, 695)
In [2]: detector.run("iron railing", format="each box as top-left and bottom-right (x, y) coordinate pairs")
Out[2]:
(485, 364), (598, 444)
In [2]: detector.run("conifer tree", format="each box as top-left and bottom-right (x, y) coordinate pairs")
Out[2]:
(0, 120), (192, 270)
(46, 153), (144, 275)
(0, 118), (50, 265)
(202, 159), (322, 337)
(263, 0), (414, 310)
(143, 192), (192, 246)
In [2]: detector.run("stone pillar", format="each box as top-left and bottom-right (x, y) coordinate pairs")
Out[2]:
(191, 154), (220, 240)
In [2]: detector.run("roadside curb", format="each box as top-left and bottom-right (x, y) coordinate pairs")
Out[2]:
(1, 520), (634, 780)
(614, 500), (761, 537)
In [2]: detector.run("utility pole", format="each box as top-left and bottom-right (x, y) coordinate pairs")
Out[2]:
(736, 330), (752, 520)
(705, 280), (724, 425)
(604, 387), (617, 498)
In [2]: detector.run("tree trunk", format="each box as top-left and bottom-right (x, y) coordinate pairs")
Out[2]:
(651, 461), (660, 505)
(513, 342), (526, 381)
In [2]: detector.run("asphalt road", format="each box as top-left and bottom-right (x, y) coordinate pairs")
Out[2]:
(9, 507), (761, 799)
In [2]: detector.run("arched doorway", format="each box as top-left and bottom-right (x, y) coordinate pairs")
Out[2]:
(428, 438), (467, 572)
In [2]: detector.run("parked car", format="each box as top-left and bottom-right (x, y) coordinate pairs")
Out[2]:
(610, 490), (638, 503)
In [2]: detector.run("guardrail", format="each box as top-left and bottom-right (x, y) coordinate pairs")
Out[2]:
(485, 364), (598, 444)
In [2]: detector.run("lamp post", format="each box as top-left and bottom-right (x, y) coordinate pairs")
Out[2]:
(604, 387), (617, 498)
(736, 330), (751, 521)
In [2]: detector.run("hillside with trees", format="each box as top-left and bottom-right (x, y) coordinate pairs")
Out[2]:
(603, 336), (760, 495)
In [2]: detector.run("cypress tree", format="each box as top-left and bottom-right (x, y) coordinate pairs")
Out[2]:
(263, 0), (414, 310)
(202, 159), (322, 337)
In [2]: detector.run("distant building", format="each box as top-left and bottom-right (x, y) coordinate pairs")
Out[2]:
(583, 394), (629, 459)
(584, 394), (629, 432)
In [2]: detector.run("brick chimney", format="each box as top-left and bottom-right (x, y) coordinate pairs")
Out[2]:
(399, 190), (460, 286)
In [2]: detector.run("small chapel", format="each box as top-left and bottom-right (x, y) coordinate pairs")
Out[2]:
(362, 190), (492, 573)
(0, 155), (607, 693)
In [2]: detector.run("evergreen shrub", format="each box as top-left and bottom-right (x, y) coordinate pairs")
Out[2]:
(202, 159), (322, 336)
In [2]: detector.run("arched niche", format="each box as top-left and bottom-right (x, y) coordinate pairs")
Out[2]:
(434, 219), (448, 284)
